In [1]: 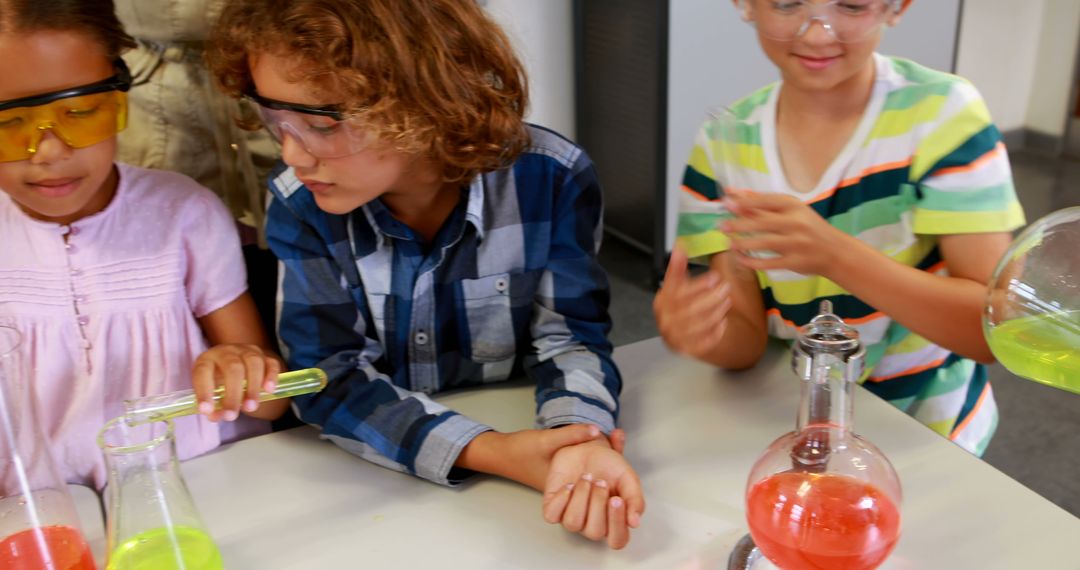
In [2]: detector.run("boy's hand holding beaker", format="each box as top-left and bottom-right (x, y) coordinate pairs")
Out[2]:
(722, 189), (852, 277)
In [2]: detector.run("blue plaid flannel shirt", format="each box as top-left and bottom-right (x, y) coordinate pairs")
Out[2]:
(267, 125), (622, 486)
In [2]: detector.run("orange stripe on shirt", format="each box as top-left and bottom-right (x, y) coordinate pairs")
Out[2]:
(681, 184), (759, 203)
(833, 158), (914, 197)
(929, 142), (1005, 178)
(767, 308), (885, 328)
(950, 381), (990, 439)
(681, 184), (720, 203)
(866, 355), (948, 383)
(923, 261), (946, 275)
(766, 308), (798, 330)
(845, 311), (886, 325)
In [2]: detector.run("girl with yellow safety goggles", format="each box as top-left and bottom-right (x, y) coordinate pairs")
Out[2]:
(0, 59), (131, 163)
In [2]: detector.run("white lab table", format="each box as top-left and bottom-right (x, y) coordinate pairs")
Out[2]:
(80, 337), (1080, 568)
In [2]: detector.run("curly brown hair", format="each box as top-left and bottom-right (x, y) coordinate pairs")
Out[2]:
(207, 0), (530, 183)
(0, 0), (135, 59)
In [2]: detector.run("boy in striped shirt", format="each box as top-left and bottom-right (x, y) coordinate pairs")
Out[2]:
(655, 0), (1024, 455)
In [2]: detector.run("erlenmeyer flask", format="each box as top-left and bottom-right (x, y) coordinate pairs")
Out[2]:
(984, 206), (1080, 394)
(0, 324), (96, 569)
(97, 418), (222, 570)
(730, 302), (902, 570)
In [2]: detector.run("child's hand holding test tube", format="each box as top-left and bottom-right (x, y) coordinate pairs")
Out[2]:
(124, 368), (328, 426)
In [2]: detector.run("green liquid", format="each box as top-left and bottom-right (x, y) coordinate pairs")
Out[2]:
(106, 526), (222, 570)
(987, 311), (1080, 395)
(123, 367), (328, 425)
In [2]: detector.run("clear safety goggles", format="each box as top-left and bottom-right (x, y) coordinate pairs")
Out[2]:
(245, 91), (371, 159)
(0, 59), (131, 162)
(737, 0), (901, 43)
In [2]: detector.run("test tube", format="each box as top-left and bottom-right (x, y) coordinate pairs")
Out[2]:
(122, 368), (328, 425)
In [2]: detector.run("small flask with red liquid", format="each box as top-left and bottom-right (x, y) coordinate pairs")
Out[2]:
(0, 325), (96, 569)
(730, 301), (902, 570)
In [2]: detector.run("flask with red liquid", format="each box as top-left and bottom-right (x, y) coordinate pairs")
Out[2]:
(730, 302), (902, 570)
(0, 325), (96, 569)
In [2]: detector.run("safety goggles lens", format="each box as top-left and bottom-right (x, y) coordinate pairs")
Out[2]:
(247, 96), (370, 159)
(742, 0), (896, 43)
(0, 90), (128, 162)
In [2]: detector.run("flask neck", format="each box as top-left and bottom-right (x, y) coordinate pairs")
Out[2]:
(98, 417), (180, 477)
(795, 357), (854, 434)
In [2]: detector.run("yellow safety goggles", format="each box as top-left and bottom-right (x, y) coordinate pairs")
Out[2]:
(0, 59), (132, 163)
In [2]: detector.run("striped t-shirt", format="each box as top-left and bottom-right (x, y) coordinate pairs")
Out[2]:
(677, 54), (1025, 455)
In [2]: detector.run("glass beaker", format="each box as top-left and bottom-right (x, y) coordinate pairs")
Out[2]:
(97, 418), (222, 570)
(0, 325), (97, 570)
(698, 105), (777, 260)
(984, 206), (1080, 394)
(730, 302), (902, 570)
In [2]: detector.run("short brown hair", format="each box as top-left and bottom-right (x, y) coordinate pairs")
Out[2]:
(0, 0), (135, 59)
(208, 0), (530, 183)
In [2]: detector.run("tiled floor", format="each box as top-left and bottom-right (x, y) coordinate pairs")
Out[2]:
(598, 149), (1080, 517)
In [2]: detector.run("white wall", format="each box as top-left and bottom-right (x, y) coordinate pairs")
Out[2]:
(1025, 0), (1080, 137)
(955, 0), (1044, 132)
(482, 0), (576, 138)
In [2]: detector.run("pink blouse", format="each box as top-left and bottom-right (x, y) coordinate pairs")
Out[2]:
(0, 163), (266, 489)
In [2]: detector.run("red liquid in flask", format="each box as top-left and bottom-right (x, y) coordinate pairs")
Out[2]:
(0, 525), (96, 570)
(747, 472), (900, 570)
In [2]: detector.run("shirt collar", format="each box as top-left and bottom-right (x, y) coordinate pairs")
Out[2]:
(464, 172), (486, 242)
(362, 173), (485, 243)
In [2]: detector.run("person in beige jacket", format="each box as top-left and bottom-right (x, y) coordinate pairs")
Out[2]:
(115, 0), (276, 243)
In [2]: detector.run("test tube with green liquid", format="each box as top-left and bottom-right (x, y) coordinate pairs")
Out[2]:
(122, 368), (328, 425)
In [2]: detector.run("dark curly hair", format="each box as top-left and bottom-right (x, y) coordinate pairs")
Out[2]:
(0, 0), (135, 59)
(208, 0), (531, 183)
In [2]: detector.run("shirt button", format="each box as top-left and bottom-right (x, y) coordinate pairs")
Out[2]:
(494, 278), (508, 293)
(414, 331), (429, 345)
(64, 242), (76, 253)
(74, 295), (87, 304)
(70, 268), (81, 276)
(77, 315), (89, 326)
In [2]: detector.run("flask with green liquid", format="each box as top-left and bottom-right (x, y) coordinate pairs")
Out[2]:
(984, 207), (1080, 395)
(98, 416), (222, 570)
(98, 368), (327, 569)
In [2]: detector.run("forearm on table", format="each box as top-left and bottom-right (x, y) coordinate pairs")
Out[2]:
(454, 427), (613, 492)
(290, 357), (489, 485)
(454, 431), (516, 479)
(828, 235), (993, 363)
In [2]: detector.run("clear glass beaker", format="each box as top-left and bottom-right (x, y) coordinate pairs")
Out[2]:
(730, 302), (902, 570)
(984, 206), (1080, 394)
(699, 105), (777, 259)
(0, 325), (97, 570)
(97, 418), (222, 570)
